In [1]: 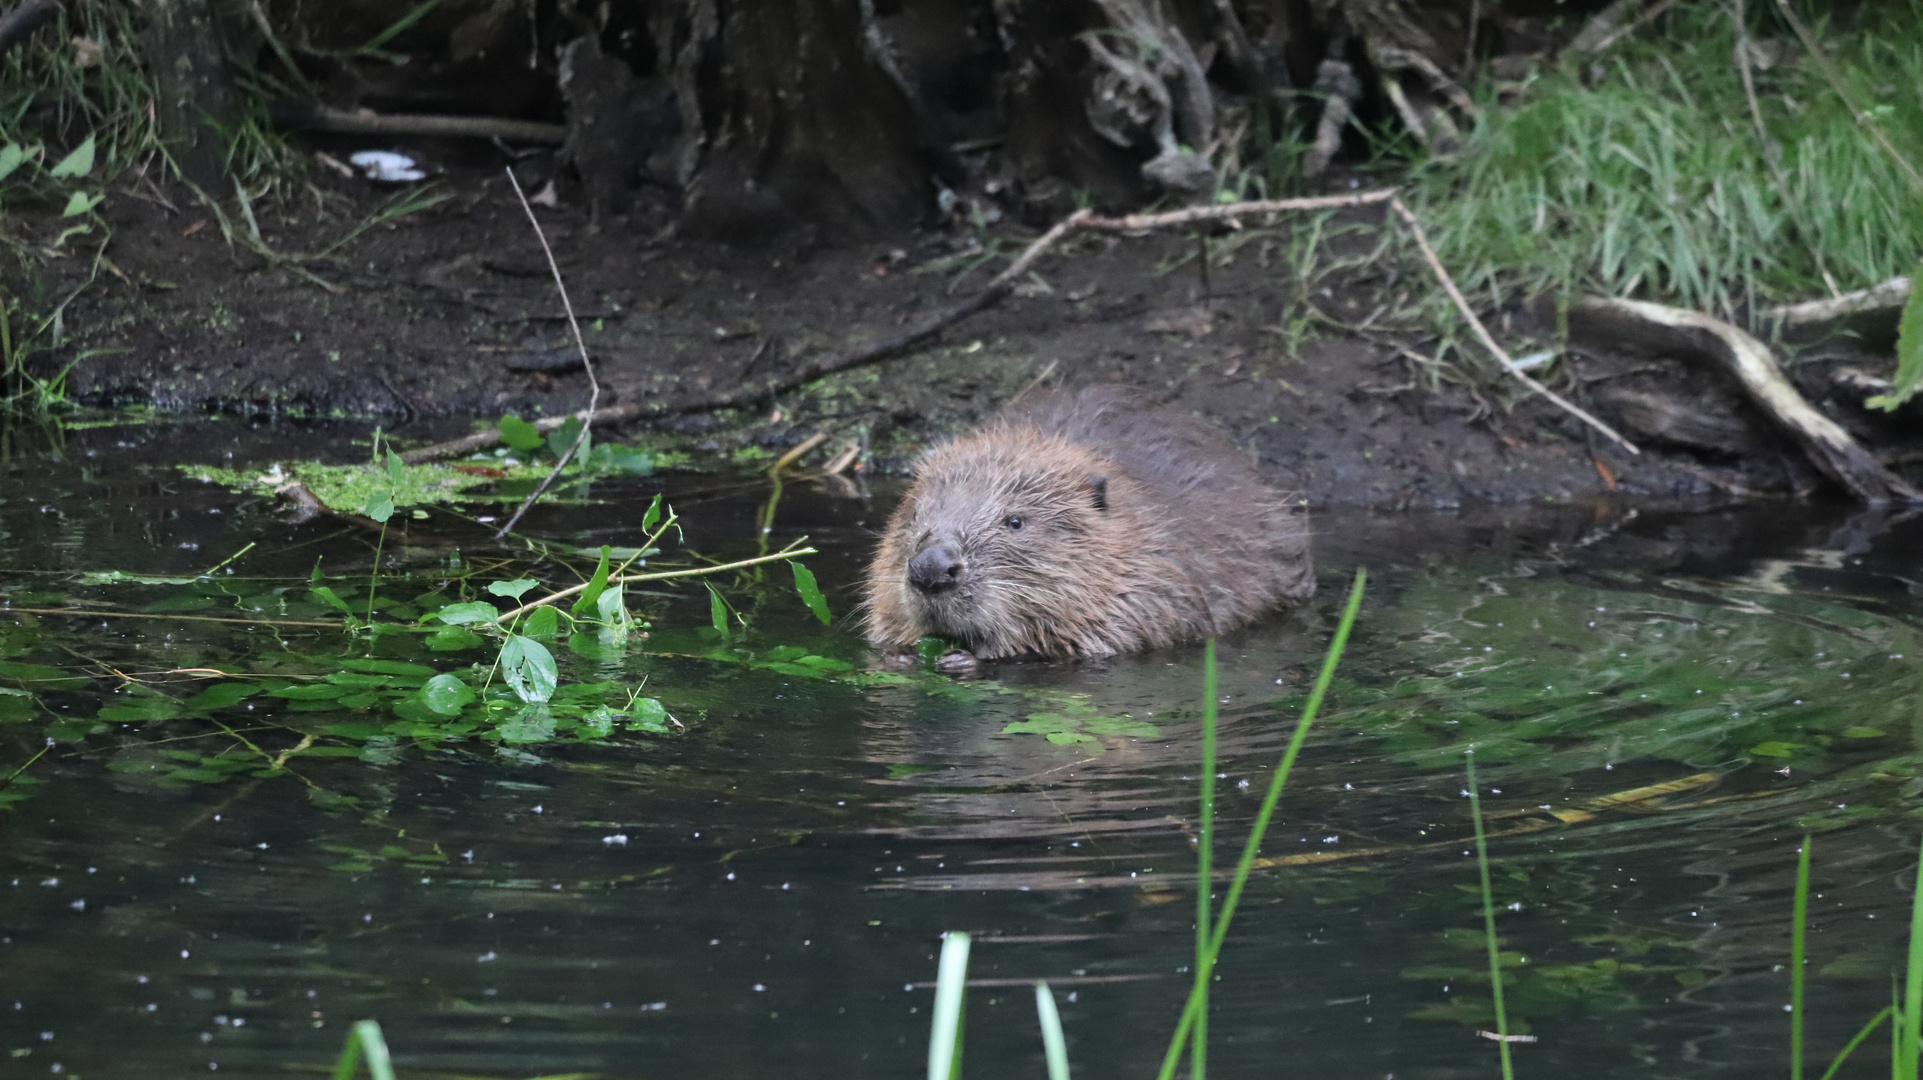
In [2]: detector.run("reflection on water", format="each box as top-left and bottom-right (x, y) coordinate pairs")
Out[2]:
(1, 421), (1920, 1079)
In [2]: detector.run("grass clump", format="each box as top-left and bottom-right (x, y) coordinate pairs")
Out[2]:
(1412, 1), (1923, 321)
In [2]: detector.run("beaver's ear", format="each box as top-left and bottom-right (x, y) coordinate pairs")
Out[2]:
(1088, 475), (1108, 512)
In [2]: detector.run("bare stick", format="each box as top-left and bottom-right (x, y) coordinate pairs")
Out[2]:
(274, 102), (567, 144)
(1386, 197), (1641, 455)
(492, 166), (600, 539)
(1076, 190), (1397, 232)
(489, 543), (818, 624)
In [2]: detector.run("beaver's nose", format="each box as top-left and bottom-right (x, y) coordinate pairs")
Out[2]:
(907, 543), (963, 593)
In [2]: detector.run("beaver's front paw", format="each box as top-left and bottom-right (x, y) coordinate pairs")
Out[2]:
(934, 648), (981, 677)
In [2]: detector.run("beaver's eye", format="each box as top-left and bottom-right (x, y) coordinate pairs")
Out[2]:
(1003, 515), (1025, 531)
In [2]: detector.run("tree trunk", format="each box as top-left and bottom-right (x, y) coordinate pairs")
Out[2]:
(145, 0), (239, 191)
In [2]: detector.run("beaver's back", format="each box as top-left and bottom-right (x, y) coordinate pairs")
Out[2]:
(865, 386), (1314, 660)
(1008, 385), (1314, 612)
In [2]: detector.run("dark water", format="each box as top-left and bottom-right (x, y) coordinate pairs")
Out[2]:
(3, 420), (1922, 1080)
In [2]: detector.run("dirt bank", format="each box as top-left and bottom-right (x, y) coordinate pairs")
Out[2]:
(26, 165), (1851, 508)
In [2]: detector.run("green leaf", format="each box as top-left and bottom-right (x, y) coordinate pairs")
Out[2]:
(0, 143), (27, 181)
(498, 414), (545, 451)
(309, 586), (353, 615)
(498, 703), (555, 743)
(426, 625), (485, 651)
(629, 696), (673, 733)
(363, 490), (395, 522)
(571, 546), (612, 617)
(523, 605), (559, 640)
(47, 135), (94, 179)
(183, 683), (257, 711)
(385, 450), (408, 486)
(547, 416), (585, 461)
(500, 634), (557, 703)
(641, 493), (662, 532)
(419, 673), (476, 716)
(582, 705), (619, 737)
(791, 561), (831, 624)
(340, 658), (439, 679)
(60, 190), (101, 217)
(0, 661), (87, 690)
(266, 682), (350, 701)
(1867, 267), (1923, 411)
(707, 584), (728, 636)
(487, 578), (539, 601)
(432, 601), (500, 626)
(595, 583), (628, 627)
(1748, 741), (1801, 758)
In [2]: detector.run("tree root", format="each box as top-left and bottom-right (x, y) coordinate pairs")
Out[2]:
(1570, 297), (1921, 506)
(1761, 276), (1911, 332)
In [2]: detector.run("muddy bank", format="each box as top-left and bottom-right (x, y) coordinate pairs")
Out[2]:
(28, 167), (1875, 508)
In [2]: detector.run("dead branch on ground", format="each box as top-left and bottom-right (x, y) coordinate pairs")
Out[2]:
(1385, 198), (1641, 456)
(403, 190), (1397, 464)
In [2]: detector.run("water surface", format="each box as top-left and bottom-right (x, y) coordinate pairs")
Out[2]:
(2, 421), (1920, 1079)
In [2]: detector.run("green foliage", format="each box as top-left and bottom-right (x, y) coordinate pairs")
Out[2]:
(791, 560), (831, 624)
(1413, 4), (1923, 319)
(1867, 268), (1923, 411)
(330, 1020), (395, 1080)
(498, 413), (544, 450)
(180, 459), (546, 512)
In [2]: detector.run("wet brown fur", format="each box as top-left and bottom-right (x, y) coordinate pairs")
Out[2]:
(865, 386), (1314, 660)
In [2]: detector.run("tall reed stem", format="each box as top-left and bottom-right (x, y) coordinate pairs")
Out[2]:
(1194, 638), (1217, 1080)
(1155, 569), (1367, 1080)
(1466, 750), (1515, 1080)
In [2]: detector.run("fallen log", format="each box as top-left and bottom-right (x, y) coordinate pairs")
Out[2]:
(1571, 297), (1921, 506)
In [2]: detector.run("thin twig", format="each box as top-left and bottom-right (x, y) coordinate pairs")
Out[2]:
(493, 166), (601, 539)
(274, 103), (567, 144)
(1386, 197), (1642, 455)
(489, 543), (818, 624)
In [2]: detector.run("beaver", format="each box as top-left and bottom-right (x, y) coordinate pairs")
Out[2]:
(864, 386), (1313, 668)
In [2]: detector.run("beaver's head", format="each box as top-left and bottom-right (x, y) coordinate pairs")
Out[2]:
(888, 428), (1120, 655)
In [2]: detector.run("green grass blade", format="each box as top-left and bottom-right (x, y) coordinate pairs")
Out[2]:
(1466, 750), (1516, 1080)
(1792, 834), (1812, 1080)
(1816, 1004), (1891, 1080)
(1034, 982), (1072, 1080)
(929, 931), (972, 1080)
(1194, 637), (1218, 1080)
(330, 1019), (395, 1080)
(1902, 831), (1923, 1080)
(1156, 568), (1367, 1080)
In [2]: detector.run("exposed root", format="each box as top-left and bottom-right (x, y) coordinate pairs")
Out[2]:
(1761, 276), (1911, 332)
(1571, 297), (1921, 505)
